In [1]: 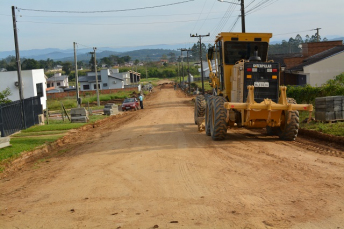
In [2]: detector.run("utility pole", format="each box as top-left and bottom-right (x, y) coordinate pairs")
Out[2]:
(73, 42), (80, 108)
(218, 0), (245, 33)
(181, 48), (191, 94)
(178, 60), (181, 85)
(315, 28), (321, 42)
(178, 49), (185, 90)
(12, 6), (25, 128)
(240, 0), (245, 33)
(93, 47), (100, 106)
(145, 65), (148, 79)
(190, 33), (210, 95)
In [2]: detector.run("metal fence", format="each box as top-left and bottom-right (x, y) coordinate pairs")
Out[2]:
(0, 96), (43, 137)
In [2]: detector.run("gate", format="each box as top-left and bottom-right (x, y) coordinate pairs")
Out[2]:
(0, 97), (43, 137)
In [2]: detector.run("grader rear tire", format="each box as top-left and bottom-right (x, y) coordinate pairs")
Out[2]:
(278, 98), (300, 141)
(210, 96), (227, 141)
(194, 95), (206, 125)
(205, 95), (214, 136)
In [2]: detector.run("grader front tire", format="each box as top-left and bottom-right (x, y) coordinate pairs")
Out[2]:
(210, 97), (227, 141)
(194, 95), (206, 125)
(205, 95), (214, 136)
(278, 98), (300, 141)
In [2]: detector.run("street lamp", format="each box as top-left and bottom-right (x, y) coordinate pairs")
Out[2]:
(218, 0), (245, 33)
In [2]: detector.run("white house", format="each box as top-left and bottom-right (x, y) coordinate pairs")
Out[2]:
(288, 46), (344, 86)
(47, 73), (69, 89)
(53, 65), (62, 71)
(78, 69), (133, 91)
(198, 61), (213, 79)
(0, 69), (47, 110)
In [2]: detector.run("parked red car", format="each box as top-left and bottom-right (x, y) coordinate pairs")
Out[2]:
(121, 98), (140, 111)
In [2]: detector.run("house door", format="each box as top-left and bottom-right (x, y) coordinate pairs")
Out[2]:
(298, 74), (307, 85)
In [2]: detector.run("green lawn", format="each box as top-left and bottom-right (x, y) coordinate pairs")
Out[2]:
(299, 111), (344, 136)
(47, 91), (136, 111)
(0, 136), (63, 163)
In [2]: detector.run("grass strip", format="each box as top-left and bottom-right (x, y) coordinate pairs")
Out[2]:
(299, 111), (344, 136)
(13, 130), (67, 137)
(0, 136), (62, 162)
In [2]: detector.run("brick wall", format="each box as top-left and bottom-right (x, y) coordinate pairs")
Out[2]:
(302, 41), (343, 57)
(47, 87), (138, 100)
(284, 57), (305, 69)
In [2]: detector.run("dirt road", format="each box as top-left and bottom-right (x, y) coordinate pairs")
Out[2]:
(1, 84), (344, 228)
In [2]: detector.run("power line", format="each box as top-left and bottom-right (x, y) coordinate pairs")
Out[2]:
(16, 16), (227, 26)
(228, 15), (240, 32)
(273, 29), (314, 37)
(190, 0), (208, 34)
(18, 0), (195, 14)
(245, 0), (257, 9)
(196, 0), (217, 32)
(246, 0), (280, 15)
(0, 10), (233, 18)
(187, 0), (217, 47)
(206, 3), (237, 42)
(246, 0), (270, 13)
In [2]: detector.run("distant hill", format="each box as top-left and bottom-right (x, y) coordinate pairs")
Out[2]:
(0, 44), (185, 62)
(58, 49), (179, 62)
(0, 43), (190, 60)
(2, 38), (341, 62)
(330, 37), (344, 42)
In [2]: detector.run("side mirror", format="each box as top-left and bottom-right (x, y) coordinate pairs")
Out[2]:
(208, 47), (214, 60)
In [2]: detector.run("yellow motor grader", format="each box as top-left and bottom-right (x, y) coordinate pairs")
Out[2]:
(194, 32), (313, 141)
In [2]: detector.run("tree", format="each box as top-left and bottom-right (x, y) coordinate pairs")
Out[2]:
(304, 32), (327, 43)
(168, 52), (176, 62)
(0, 59), (7, 69)
(122, 56), (131, 63)
(77, 61), (84, 68)
(145, 55), (151, 63)
(62, 62), (72, 75)
(0, 87), (12, 104)
(21, 58), (41, 70)
(100, 57), (112, 67)
(89, 54), (97, 72)
(191, 42), (207, 61)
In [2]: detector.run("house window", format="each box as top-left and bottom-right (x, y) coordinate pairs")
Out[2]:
(47, 83), (51, 88)
(93, 84), (100, 90)
(51, 82), (54, 87)
(103, 83), (108, 87)
(36, 83), (43, 97)
(57, 82), (61, 86)
(83, 85), (90, 90)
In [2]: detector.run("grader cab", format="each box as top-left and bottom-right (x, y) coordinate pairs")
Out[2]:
(194, 32), (313, 141)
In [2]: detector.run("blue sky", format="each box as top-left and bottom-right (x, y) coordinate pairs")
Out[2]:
(1, 0), (343, 51)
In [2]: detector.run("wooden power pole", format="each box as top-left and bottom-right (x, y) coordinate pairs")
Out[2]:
(73, 42), (80, 107)
(190, 33), (210, 95)
(93, 47), (100, 106)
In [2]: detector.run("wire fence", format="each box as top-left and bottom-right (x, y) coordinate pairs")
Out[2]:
(0, 96), (43, 137)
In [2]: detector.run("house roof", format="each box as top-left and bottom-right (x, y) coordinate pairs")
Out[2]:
(78, 75), (101, 83)
(289, 46), (344, 71)
(47, 75), (68, 82)
(108, 75), (124, 81)
(268, 53), (302, 67)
